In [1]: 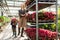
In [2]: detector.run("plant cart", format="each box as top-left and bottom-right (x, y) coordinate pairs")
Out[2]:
(25, 0), (58, 40)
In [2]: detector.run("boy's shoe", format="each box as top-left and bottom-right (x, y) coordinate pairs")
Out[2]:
(12, 35), (14, 37)
(21, 35), (24, 37)
(18, 33), (20, 36)
(14, 36), (17, 38)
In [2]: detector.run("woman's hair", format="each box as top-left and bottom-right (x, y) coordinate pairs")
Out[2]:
(21, 3), (26, 9)
(21, 3), (26, 10)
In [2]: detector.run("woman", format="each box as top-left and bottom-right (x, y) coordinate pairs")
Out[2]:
(18, 3), (28, 37)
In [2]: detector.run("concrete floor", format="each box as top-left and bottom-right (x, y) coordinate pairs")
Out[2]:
(0, 23), (30, 40)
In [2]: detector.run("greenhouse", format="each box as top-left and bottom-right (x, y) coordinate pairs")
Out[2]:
(0, 0), (60, 40)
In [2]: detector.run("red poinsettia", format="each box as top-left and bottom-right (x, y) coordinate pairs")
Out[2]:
(31, 12), (36, 21)
(51, 32), (57, 38)
(43, 12), (55, 20)
(25, 28), (57, 40)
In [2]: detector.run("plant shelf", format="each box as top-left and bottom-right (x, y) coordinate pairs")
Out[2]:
(27, 1), (56, 10)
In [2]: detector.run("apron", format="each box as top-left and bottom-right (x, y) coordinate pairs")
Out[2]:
(18, 9), (27, 28)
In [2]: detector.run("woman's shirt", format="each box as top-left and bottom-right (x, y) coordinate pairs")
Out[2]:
(19, 9), (28, 14)
(19, 9), (28, 17)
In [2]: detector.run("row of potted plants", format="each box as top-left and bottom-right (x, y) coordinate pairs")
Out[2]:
(27, 11), (56, 23)
(29, 24), (56, 31)
(0, 16), (10, 27)
(25, 28), (57, 40)
(38, 24), (56, 31)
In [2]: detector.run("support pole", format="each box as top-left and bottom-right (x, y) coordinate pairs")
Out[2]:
(36, 0), (38, 40)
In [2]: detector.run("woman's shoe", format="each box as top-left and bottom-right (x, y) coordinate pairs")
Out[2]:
(21, 28), (24, 37)
(18, 28), (20, 35)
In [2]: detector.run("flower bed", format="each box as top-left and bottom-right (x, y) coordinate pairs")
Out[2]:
(25, 28), (57, 40)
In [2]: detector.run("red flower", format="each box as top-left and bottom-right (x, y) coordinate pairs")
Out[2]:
(31, 12), (36, 21)
(25, 28), (57, 40)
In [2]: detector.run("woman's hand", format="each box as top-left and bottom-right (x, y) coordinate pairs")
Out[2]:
(25, 13), (28, 16)
(20, 14), (25, 16)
